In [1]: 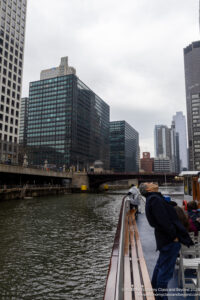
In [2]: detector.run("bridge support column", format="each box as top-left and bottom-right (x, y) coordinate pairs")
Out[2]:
(71, 172), (89, 192)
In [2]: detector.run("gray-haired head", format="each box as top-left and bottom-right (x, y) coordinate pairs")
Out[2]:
(139, 183), (148, 196)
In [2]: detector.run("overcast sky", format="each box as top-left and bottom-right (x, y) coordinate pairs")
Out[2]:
(22, 0), (200, 156)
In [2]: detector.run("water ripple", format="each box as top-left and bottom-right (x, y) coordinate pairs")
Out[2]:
(0, 193), (123, 299)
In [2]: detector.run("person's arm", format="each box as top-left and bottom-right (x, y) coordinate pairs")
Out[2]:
(150, 197), (177, 240)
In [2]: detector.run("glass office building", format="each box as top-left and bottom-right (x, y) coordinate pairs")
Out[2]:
(27, 74), (110, 170)
(110, 121), (139, 172)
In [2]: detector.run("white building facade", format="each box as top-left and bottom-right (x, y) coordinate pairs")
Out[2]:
(154, 156), (172, 173)
(0, 0), (27, 162)
(40, 57), (76, 80)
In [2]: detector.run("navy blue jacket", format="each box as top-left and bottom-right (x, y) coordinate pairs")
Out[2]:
(145, 192), (193, 251)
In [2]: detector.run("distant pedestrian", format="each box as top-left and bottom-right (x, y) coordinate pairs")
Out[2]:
(182, 200), (188, 211)
(127, 184), (141, 219)
(187, 201), (200, 235)
(139, 182), (193, 300)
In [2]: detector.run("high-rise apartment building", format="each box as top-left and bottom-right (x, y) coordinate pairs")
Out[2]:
(184, 41), (200, 170)
(0, 0), (27, 163)
(109, 121), (139, 172)
(27, 57), (110, 169)
(170, 121), (180, 173)
(154, 124), (180, 173)
(172, 112), (188, 170)
(19, 96), (28, 145)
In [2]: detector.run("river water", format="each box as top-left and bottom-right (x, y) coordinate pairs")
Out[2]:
(0, 193), (123, 300)
(0, 186), (185, 299)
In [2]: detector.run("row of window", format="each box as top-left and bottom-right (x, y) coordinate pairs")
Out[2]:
(0, 104), (19, 116)
(28, 116), (67, 126)
(28, 108), (68, 116)
(29, 99), (69, 107)
(30, 77), (73, 87)
(0, 133), (17, 143)
(28, 122), (66, 129)
(1, 0), (26, 20)
(29, 90), (71, 98)
(28, 125), (66, 132)
(0, 108), (19, 119)
(0, 96), (19, 107)
(27, 130), (66, 137)
(27, 135), (68, 142)
(0, 123), (17, 134)
(0, 28), (24, 53)
(29, 84), (72, 92)
(29, 104), (72, 111)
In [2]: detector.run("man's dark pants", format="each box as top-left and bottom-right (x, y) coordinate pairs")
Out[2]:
(151, 242), (181, 300)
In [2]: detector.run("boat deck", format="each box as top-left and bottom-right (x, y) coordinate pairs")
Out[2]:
(104, 194), (198, 300)
(137, 212), (196, 299)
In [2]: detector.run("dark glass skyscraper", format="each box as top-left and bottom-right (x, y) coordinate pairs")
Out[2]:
(27, 71), (110, 170)
(109, 121), (139, 172)
(184, 41), (200, 170)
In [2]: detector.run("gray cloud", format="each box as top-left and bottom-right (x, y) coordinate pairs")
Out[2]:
(22, 0), (199, 156)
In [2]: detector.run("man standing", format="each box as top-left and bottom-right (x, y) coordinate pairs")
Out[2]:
(139, 182), (193, 300)
(127, 184), (141, 219)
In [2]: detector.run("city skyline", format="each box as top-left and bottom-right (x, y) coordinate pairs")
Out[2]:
(22, 0), (200, 156)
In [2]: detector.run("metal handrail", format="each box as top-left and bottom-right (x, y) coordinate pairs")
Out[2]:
(115, 196), (130, 300)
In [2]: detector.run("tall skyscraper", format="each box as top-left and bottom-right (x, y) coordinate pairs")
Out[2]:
(154, 125), (171, 158)
(184, 41), (200, 170)
(27, 57), (110, 170)
(109, 121), (139, 172)
(172, 112), (188, 170)
(170, 121), (180, 173)
(154, 124), (180, 173)
(0, 0), (27, 163)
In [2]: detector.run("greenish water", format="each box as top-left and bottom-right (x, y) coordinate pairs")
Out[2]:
(0, 193), (123, 299)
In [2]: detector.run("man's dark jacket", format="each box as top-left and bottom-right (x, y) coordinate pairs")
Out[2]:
(145, 192), (193, 251)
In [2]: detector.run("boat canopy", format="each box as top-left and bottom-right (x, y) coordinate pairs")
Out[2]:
(179, 171), (200, 177)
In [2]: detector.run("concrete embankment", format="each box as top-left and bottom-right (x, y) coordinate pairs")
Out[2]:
(0, 186), (71, 200)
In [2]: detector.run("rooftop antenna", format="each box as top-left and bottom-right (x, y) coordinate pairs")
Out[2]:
(199, 0), (200, 33)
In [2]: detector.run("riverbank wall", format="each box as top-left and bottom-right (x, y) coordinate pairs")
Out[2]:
(0, 186), (71, 200)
